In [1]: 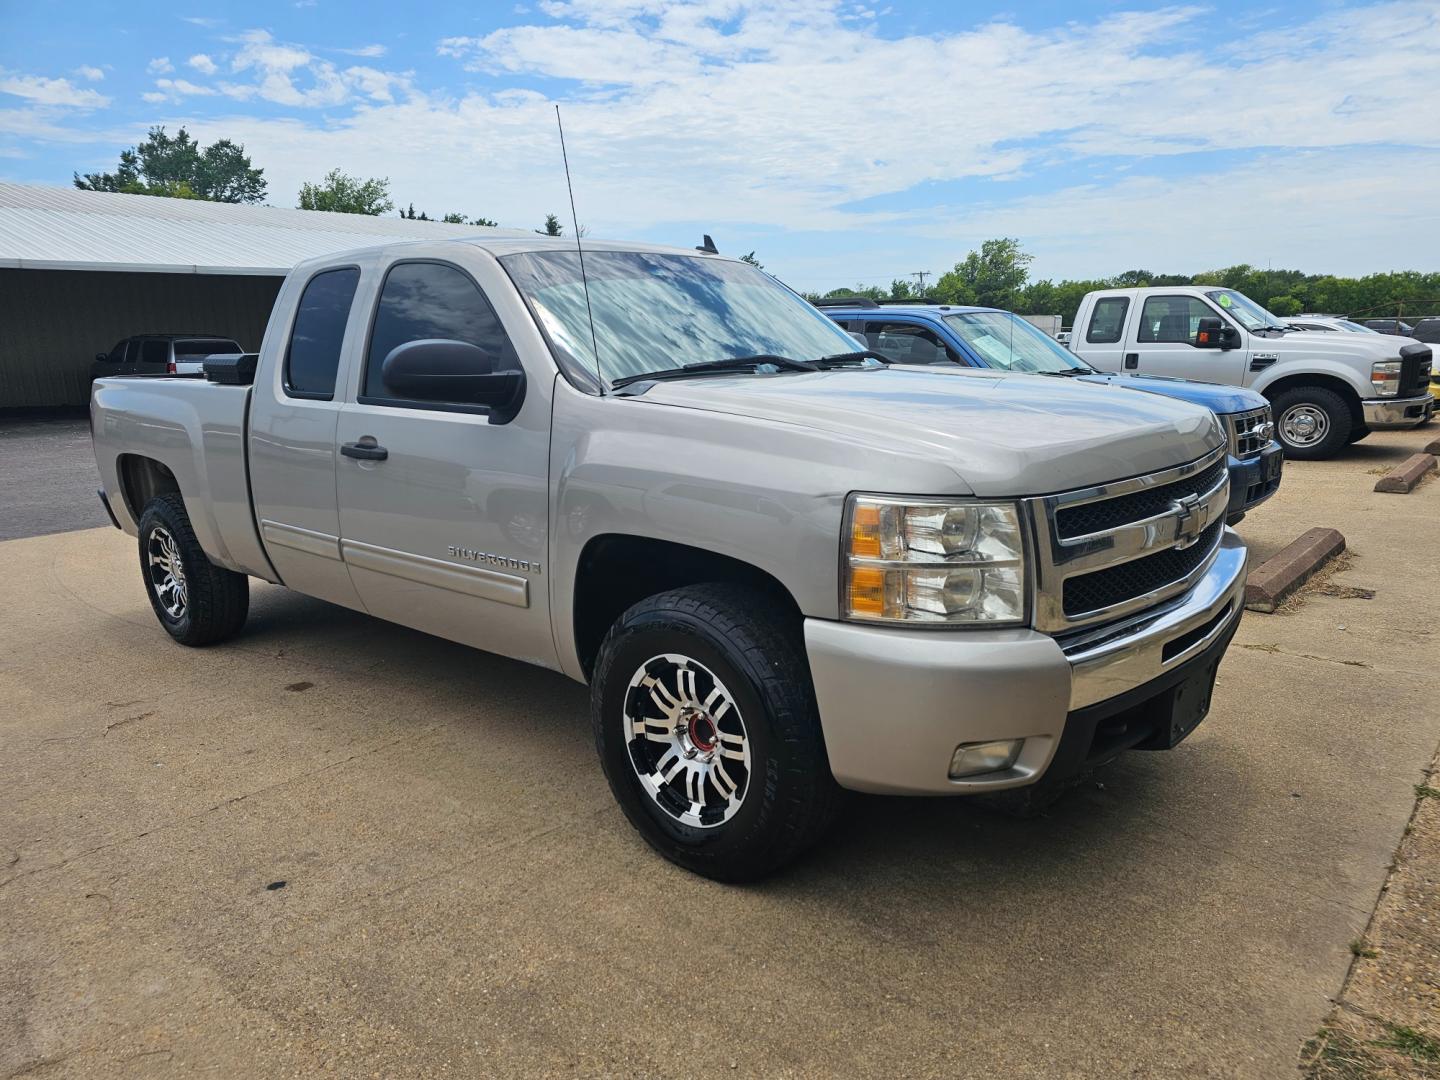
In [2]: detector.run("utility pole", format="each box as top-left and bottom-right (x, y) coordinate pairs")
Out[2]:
(912, 271), (930, 294)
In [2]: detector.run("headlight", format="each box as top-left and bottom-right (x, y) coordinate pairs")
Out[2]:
(843, 496), (1027, 625)
(1371, 360), (1402, 397)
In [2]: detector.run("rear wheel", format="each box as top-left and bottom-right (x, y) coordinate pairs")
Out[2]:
(591, 584), (842, 881)
(1270, 386), (1352, 460)
(137, 493), (249, 646)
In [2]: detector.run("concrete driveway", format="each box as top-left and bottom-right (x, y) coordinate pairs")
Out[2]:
(2, 426), (1437, 1078)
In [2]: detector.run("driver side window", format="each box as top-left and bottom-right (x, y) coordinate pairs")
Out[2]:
(863, 321), (954, 365)
(1137, 296), (1221, 346)
(363, 261), (517, 404)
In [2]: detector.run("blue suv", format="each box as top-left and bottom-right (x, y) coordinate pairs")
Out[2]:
(818, 300), (1283, 524)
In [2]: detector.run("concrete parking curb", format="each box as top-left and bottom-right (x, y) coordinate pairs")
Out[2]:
(1244, 527), (1347, 614)
(1373, 453), (1437, 494)
(1423, 436), (1440, 456)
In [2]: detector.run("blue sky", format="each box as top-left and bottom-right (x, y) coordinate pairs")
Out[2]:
(2, 0), (1437, 291)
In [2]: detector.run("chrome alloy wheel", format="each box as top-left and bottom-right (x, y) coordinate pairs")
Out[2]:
(623, 653), (751, 829)
(1279, 403), (1329, 448)
(147, 526), (188, 620)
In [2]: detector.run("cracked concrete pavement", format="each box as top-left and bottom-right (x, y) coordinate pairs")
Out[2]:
(1, 423), (1437, 1077)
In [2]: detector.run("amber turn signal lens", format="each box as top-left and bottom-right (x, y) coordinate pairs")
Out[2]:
(847, 566), (885, 615)
(850, 504), (882, 559)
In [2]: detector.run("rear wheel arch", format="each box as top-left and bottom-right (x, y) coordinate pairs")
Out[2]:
(571, 534), (804, 680)
(117, 454), (181, 523)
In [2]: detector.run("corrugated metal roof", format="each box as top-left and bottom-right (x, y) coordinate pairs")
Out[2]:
(0, 182), (533, 275)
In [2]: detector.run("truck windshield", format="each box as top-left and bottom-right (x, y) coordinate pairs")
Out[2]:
(942, 311), (1088, 373)
(499, 250), (859, 388)
(1204, 289), (1284, 331)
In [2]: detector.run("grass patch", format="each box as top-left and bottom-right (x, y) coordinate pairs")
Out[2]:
(1377, 1025), (1440, 1063)
(1415, 784), (1440, 800)
(1302, 1027), (1382, 1079)
(1350, 938), (1378, 959)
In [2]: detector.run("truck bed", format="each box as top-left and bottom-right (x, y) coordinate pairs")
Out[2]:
(90, 376), (276, 580)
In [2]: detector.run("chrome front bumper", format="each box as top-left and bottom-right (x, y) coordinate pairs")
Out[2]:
(1362, 394), (1434, 428)
(804, 529), (1248, 796)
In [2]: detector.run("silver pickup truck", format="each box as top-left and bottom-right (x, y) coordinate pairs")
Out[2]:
(91, 236), (1248, 880)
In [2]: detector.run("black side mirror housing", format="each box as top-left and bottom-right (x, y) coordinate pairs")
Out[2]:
(95, 352), (109, 363)
(1196, 317), (1240, 350)
(381, 339), (526, 423)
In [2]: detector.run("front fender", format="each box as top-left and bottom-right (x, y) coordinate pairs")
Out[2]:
(1249, 357), (1369, 400)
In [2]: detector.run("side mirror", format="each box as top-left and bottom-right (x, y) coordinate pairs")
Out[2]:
(95, 352), (109, 363)
(1196, 317), (1240, 350)
(381, 338), (525, 423)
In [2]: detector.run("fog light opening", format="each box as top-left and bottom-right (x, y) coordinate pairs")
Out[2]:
(948, 738), (1024, 779)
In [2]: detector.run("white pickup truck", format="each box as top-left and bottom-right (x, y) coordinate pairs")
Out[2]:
(1069, 286), (1434, 458)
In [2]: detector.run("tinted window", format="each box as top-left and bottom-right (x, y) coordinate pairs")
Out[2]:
(1138, 295), (1219, 345)
(175, 338), (242, 357)
(364, 261), (514, 402)
(1086, 297), (1128, 343)
(863, 321), (953, 364)
(141, 339), (169, 365)
(105, 341), (127, 363)
(286, 268), (360, 398)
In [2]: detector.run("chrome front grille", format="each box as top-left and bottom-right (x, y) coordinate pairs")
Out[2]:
(1028, 446), (1229, 633)
(1228, 406), (1273, 459)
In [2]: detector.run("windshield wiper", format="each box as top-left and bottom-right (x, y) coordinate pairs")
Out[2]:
(810, 349), (892, 369)
(610, 354), (817, 390)
(1035, 366), (1092, 376)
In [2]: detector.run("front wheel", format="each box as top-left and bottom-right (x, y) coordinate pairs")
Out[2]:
(1270, 386), (1353, 460)
(137, 493), (249, 646)
(591, 584), (842, 881)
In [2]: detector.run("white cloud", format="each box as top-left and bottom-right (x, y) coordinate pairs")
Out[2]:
(187, 53), (219, 75)
(74, 65), (105, 82)
(0, 70), (110, 108)
(215, 29), (413, 107)
(9, 1), (1439, 284)
(147, 57), (174, 74)
(147, 77), (220, 103)
(336, 44), (387, 57)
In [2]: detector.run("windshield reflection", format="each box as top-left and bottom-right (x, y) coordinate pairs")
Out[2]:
(500, 250), (859, 388)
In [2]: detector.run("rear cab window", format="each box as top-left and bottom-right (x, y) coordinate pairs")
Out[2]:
(1086, 297), (1129, 343)
(285, 267), (362, 399)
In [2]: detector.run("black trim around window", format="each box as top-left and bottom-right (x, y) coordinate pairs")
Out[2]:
(358, 258), (520, 417)
(1086, 296), (1129, 343)
(282, 263), (362, 401)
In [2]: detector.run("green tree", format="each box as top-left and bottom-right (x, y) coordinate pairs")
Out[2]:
(934, 237), (1034, 309)
(438, 212), (500, 226)
(537, 213), (563, 236)
(399, 203), (431, 221)
(740, 251), (764, 269)
(1267, 295), (1303, 316)
(297, 170), (394, 215)
(74, 126), (266, 203)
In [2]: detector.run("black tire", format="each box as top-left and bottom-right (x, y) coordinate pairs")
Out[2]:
(136, 492), (249, 646)
(1270, 386), (1353, 460)
(1347, 427), (1372, 444)
(591, 583), (843, 882)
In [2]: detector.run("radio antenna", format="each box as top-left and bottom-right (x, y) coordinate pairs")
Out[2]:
(555, 105), (603, 395)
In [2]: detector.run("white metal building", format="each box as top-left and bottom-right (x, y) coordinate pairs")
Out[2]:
(0, 183), (511, 409)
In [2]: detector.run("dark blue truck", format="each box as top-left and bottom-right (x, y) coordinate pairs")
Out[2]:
(818, 300), (1284, 524)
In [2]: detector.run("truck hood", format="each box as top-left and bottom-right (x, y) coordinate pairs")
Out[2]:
(1260, 329), (1411, 362)
(632, 367), (1223, 497)
(1075, 371), (1266, 414)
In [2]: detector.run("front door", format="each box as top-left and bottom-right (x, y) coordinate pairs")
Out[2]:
(335, 257), (555, 668)
(1124, 294), (1247, 385)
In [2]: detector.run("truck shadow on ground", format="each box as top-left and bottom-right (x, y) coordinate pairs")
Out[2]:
(236, 585), (1251, 910)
